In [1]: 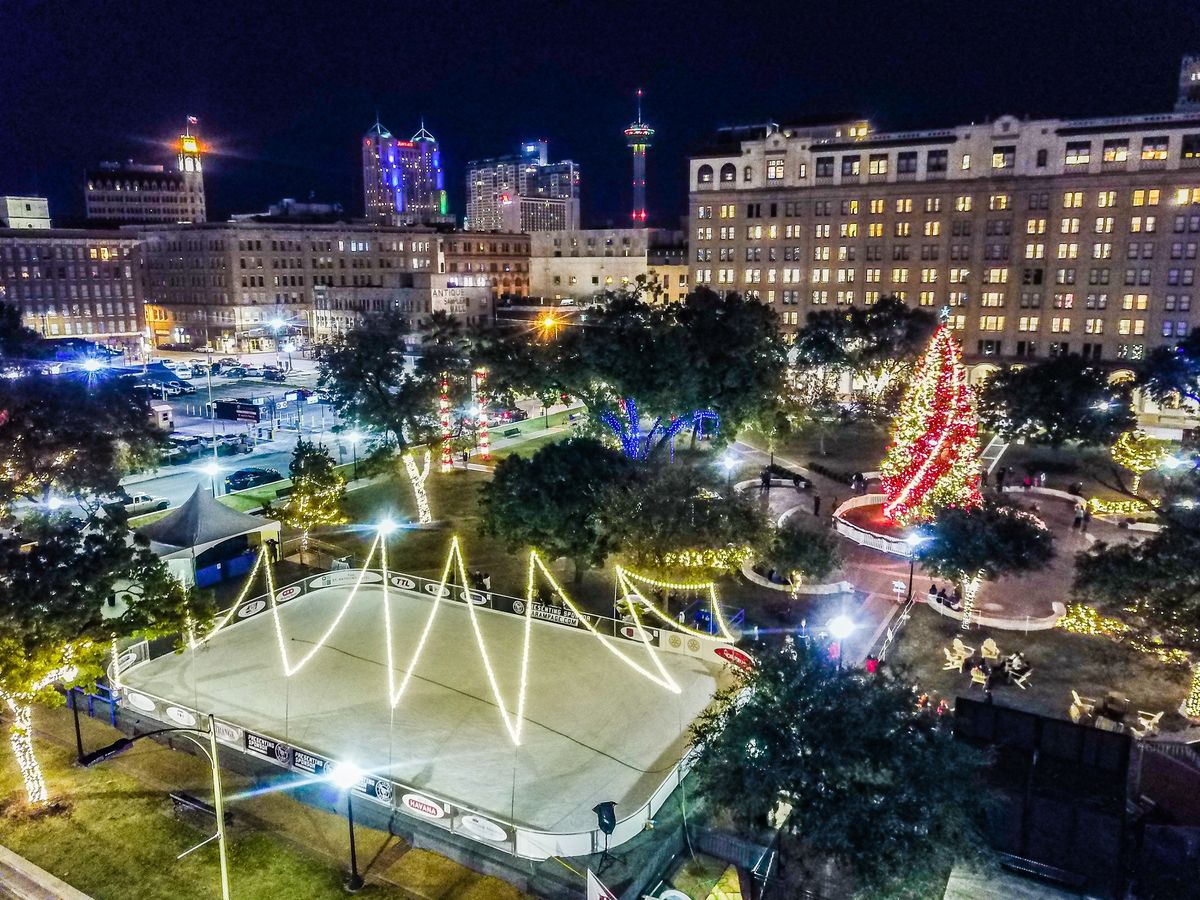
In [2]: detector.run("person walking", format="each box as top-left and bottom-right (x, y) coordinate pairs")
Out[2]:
(760, 468), (771, 493)
(1081, 505), (1092, 534)
(813, 494), (822, 517)
(1073, 502), (1085, 530)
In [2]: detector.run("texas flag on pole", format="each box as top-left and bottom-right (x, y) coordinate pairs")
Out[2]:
(586, 870), (618, 900)
(187, 116), (198, 125)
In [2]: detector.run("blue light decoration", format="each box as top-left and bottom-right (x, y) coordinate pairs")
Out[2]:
(599, 398), (719, 461)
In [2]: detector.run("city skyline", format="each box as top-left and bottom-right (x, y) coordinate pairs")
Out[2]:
(1, 1), (1199, 228)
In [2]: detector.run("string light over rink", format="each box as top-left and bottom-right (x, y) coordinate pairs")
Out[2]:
(184, 530), (739, 746)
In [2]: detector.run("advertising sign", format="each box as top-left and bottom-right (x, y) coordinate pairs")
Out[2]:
(244, 730), (293, 768)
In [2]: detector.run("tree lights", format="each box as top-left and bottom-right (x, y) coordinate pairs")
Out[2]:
(473, 369), (490, 461)
(880, 323), (983, 526)
(438, 372), (452, 474)
(1110, 428), (1169, 495)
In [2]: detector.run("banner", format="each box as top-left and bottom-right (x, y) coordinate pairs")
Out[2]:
(586, 870), (618, 900)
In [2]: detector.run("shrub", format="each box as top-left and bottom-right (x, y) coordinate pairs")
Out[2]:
(765, 523), (843, 583)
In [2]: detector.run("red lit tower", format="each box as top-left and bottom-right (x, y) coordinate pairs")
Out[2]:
(624, 90), (654, 226)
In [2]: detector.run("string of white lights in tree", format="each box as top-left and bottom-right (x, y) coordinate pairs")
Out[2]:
(614, 566), (736, 642)
(188, 545), (269, 648)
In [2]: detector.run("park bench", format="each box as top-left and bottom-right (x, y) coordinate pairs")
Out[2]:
(170, 791), (232, 827)
(502, 427), (521, 438)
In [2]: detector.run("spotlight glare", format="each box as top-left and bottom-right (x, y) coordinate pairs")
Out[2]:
(330, 760), (363, 790)
(828, 615), (855, 641)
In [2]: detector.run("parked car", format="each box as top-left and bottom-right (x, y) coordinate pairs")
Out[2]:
(241, 365), (265, 378)
(225, 467), (283, 492)
(168, 379), (197, 394)
(222, 366), (247, 378)
(105, 492), (170, 517)
(262, 367), (287, 382)
(166, 364), (194, 380)
(218, 356), (240, 367)
(170, 434), (204, 454)
(487, 406), (529, 426)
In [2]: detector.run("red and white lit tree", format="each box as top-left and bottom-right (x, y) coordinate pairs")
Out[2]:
(880, 322), (983, 526)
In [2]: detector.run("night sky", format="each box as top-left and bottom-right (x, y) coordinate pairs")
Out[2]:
(2, 0), (1198, 230)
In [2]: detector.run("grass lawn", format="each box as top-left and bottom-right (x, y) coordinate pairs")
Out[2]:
(993, 440), (1132, 501)
(741, 419), (891, 477)
(888, 606), (1191, 731)
(1, 707), (527, 900)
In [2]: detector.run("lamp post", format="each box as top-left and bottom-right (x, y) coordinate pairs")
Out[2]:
(203, 460), (220, 497)
(269, 317), (285, 370)
(828, 614), (855, 670)
(331, 761), (366, 892)
(347, 430), (362, 481)
(904, 533), (928, 604)
(81, 716), (230, 900)
(721, 453), (736, 490)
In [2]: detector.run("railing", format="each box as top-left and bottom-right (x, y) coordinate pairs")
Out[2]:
(832, 494), (912, 557)
(111, 569), (737, 862)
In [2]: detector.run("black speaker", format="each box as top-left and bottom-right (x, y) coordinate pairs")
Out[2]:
(592, 801), (617, 835)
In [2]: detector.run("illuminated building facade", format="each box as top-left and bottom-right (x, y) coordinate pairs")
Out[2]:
(442, 233), (531, 299)
(137, 221), (437, 350)
(0, 197), (51, 229)
(85, 120), (206, 224)
(362, 121), (450, 226)
(465, 141), (580, 233)
(0, 228), (146, 353)
(530, 228), (687, 303)
(689, 59), (1200, 375)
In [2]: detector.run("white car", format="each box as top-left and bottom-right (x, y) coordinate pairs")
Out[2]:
(111, 493), (170, 516)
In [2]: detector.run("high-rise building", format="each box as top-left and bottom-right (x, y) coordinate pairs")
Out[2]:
(689, 59), (1200, 377)
(465, 141), (580, 233)
(0, 196), (51, 229)
(0, 228), (146, 353)
(137, 221), (438, 350)
(85, 119), (206, 224)
(625, 90), (654, 227)
(362, 121), (450, 226)
(1177, 55), (1200, 112)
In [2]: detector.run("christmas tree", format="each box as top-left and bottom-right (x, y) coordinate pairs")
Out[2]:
(880, 322), (983, 526)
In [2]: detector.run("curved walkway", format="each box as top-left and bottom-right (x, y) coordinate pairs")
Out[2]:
(733, 440), (1145, 654)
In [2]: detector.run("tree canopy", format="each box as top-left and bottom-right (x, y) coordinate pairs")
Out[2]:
(916, 500), (1054, 584)
(478, 437), (635, 580)
(978, 355), (1135, 447)
(317, 312), (435, 449)
(0, 513), (206, 804)
(792, 296), (937, 412)
(602, 463), (770, 575)
(473, 289), (788, 436)
(690, 640), (991, 898)
(0, 373), (164, 519)
(1138, 326), (1200, 406)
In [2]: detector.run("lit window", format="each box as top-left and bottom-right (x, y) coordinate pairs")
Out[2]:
(1026, 218), (1046, 235)
(895, 198), (913, 213)
(955, 196), (973, 212)
(1063, 192), (1084, 209)
(869, 199), (885, 214)
(989, 193), (1010, 211)
(1065, 142), (1091, 166)
(767, 158), (785, 180)
(961, 154), (971, 171)
(924, 221), (941, 236)
(1051, 316), (1071, 333)
(1132, 189), (1160, 207)
(1097, 191), (1116, 208)
(979, 315), (1005, 331)
(1141, 136), (1169, 161)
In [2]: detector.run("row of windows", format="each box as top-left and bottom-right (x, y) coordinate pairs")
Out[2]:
(696, 136), (1200, 186)
(695, 188), (1200, 221)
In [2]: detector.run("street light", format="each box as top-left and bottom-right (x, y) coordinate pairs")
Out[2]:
(330, 761), (365, 892)
(828, 614), (855, 670)
(377, 518), (398, 536)
(347, 430), (363, 481)
(81, 716), (230, 900)
(203, 461), (220, 496)
(904, 533), (928, 604)
(82, 358), (103, 373)
(269, 317), (286, 370)
(720, 453), (736, 488)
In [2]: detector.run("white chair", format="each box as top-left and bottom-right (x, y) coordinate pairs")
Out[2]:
(1071, 689), (1096, 713)
(1133, 710), (1163, 738)
(1011, 668), (1032, 690)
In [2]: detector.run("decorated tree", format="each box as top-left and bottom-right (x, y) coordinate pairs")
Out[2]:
(277, 439), (346, 563)
(917, 501), (1054, 629)
(0, 513), (205, 807)
(880, 323), (983, 526)
(1110, 428), (1170, 495)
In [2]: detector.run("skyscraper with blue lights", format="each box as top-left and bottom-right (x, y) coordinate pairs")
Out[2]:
(362, 119), (450, 226)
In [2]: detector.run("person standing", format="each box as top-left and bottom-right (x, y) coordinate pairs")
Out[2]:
(1073, 502), (1085, 530)
(1081, 506), (1092, 533)
(813, 494), (822, 517)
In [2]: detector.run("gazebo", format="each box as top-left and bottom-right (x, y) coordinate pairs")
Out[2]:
(136, 486), (281, 587)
